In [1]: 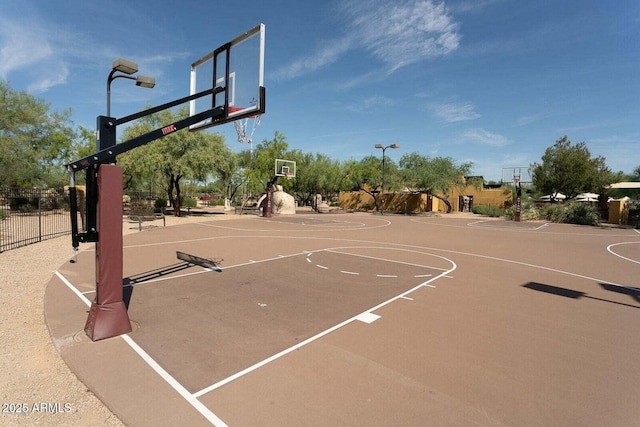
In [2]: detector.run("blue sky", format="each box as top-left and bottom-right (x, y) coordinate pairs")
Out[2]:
(1, 0), (638, 182)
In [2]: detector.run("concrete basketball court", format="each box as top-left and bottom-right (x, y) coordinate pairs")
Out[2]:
(45, 212), (640, 426)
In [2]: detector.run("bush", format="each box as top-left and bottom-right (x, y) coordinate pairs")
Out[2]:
(543, 203), (568, 223)
(9, 196), (35, 211)
(472, 205), (504, 217)
(564, 202), (600, 225)
(154, 198), (167, 213)
(505, 200), (541, 221)
(630, 201), (640, 228)
(0, 209), (6, 221)
(543, 201), (599, 225)
(181, 197), (197, 208)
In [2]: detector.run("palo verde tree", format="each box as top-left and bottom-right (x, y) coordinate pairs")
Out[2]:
(399, 153), (473, 213)
(118, 106), (230, 216)
(0, 80), (80, 187)
(531, 136), (614, 200)
(342, 155), (400, 211)
(287, 151), (344, 205)
(239, 131), (290, 196)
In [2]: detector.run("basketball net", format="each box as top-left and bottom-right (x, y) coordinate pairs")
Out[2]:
(233, 114), (261, 144)
(229, 105), (261, 146)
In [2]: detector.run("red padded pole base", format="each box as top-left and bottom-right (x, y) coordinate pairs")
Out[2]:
(85, 301), (132, 341)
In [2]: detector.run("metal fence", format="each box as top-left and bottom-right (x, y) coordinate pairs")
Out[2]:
(0, 187), (72, 253)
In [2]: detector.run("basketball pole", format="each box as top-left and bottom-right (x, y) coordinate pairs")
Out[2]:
(514, 172), (522, 222)
(85, 116), (131, 341)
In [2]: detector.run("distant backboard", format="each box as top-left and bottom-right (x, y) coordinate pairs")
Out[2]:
(189, 24), (265, 131)
(501, 167), (532, 185)
(275, 159), (296, 178)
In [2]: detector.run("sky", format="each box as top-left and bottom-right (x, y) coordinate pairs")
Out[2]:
(1, 0), (638, 182)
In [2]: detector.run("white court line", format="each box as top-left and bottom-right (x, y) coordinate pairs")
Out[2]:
(324, 248), (449, 272)
(56, 271), (92, 306)
(193, 265), (456, 398)
(82, 251), (316, 291)
(607, 242), (640, 265)
(341, 270), (360, 275)
(411, 217), (637, 237)
(194, 218), (391, 233)
(535, 223), (550, 230)
(54, 271), (228, 426)
(316, 265), (328, 270)
(376, 274), (398, 278)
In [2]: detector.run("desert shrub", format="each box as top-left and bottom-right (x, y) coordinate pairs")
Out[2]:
(630, 201), (640, 228)
(564, 202), (600, 225)
(544, 201), (599, 225)
(9, 196), (33, 211)
(544, 203), (568, 223)
(181, 197), (197, 208)
(472, 205), (504, 217)
(505, 200), (541, 221)
(154, 198), (167, 213)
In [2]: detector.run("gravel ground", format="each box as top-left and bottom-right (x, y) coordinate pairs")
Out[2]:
(0, 212), (240, 427)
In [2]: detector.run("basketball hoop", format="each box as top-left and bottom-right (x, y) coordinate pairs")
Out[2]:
(229, 106), (261, 144)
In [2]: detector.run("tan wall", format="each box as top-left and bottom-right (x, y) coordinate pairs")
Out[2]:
(450, 186), (512, 212)
(608, 200), (630, 225)
(339, 192), (431, 213)
(340, 185), (512, 214)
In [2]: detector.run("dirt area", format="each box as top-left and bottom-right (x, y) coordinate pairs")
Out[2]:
(0, 212), (232, 426)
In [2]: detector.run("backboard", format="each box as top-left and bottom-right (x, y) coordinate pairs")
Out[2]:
(501, 167), (532, 185)
(189, 24), (265, 131)
(275, 159), (296, 178)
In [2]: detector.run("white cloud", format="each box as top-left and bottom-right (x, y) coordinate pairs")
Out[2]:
(346, 95), (396, 113)
(277, 0), (462, 80)
(517, 111), (554, 126)
(463, 128), (510, 146)
(27, 64), (69, 93)
(342, 0), (461, 71)
(0, 19), (53, 78)
(451, 0), (502, 14)
(431, 102), (480, 122)
(273, 38), (352, 80)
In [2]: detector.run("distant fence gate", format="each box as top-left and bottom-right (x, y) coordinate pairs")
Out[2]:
(0, 187), (72, 253)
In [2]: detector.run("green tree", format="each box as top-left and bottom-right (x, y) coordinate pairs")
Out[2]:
(289, 152), (344, 205)
(118, 107), (231, 216)
(531, 136), (615, 200)
(399, 153), (472, 212)
(342, 155), (400, 212)
(0, 80), (78, 187)
(239, 131), (290, 196)
(608, 164), (640, 200)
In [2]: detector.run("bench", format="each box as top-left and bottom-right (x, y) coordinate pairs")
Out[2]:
(128, 205), (165, 230)
(234, 203), (261, 215)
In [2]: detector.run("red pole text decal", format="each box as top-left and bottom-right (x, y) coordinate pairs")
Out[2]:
(162, 124), (177, 135)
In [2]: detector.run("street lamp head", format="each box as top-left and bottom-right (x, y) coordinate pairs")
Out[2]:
(135, 75), (156, 88)
(112, 58), (138, 75)
(374, 144), (384, 149)
(390, 143), (399, 149)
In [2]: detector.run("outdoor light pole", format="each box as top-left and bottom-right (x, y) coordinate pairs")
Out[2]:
(106, 58), (155, 117)
(374, 143), (399, 215)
